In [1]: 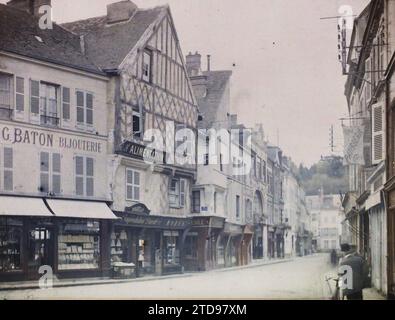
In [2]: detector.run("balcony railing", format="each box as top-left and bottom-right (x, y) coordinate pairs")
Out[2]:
(0, 106), (13, 120)
(40, 114), (60, 127)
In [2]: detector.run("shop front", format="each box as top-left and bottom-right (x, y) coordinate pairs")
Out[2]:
(267, 226), (275, 259)
(252, 224), (264, 259)
(183, 216), (225, 272)
(240, 225), (254, 266)
(0, 196), (116, 282)
(222, 222), (244, 267)
(113, 203), (191, 277)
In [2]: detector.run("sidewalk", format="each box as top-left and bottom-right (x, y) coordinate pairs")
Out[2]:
(363, 288), (386, 300)
(0, 257), (293, 291)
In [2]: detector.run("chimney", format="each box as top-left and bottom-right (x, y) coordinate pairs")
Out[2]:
(7, 0), (51, 16)
(107, 0), (138, 24)
(207, 55), (211, 72)
(186, 52), (202, 76)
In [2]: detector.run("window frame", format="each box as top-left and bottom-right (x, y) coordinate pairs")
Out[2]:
(125, 168), (141, 201)
(39, 151), (61, 195)
(192, 190), (201, 213)
(142, 49), (153, 83)
(75, 155), (94, 197)
(76, 89), (94, 129)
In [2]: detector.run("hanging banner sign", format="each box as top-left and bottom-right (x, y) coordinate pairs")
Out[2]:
(343, 125), (365, 165)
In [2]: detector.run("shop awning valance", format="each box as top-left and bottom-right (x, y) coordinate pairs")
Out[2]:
(0, 196), (53, 217)
(46, 199), (118, 220)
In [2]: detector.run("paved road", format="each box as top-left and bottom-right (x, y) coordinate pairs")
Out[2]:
(1, 254), (340, 300)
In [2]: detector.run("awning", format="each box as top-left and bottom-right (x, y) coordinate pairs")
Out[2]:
(365, 190), (382, 211)
(0, 196), (53, 217)
(46, 199), (118, 220)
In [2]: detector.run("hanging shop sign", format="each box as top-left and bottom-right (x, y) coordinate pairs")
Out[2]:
(343, 125), (365, 165)
(118, 140), (165, 163)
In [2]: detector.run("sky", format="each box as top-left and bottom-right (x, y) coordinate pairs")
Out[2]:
(0, 0), (370, 166)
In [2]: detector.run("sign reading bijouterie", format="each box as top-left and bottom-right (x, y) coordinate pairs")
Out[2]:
(118, 140), (165, 163)
(0, 124), (103, 153)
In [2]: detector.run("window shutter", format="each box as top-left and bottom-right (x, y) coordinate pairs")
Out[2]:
(365, 59), (371, 102)
(86, 157), (94, 196)
(86, 93), (93, 125)
(372, 103), (385, 164)
(180, 179), (186, 207)
(52, 153), (61, 194)
(3, 147), (13, 191)
(75, 156), (84, 196)
(62, 87), (70, 120)
(15, 77), (24, 112)
(133, 171), (140, 200)
(40, 152), (49, 192)
(76, 91), (84, 123)
(30, 80), (40, 114)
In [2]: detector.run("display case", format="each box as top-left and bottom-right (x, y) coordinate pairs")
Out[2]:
(58, 219), (100, 270)
(0, 218), (22, 273)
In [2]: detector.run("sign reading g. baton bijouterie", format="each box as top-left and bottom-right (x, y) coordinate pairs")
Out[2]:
(0, 124), (103, 153)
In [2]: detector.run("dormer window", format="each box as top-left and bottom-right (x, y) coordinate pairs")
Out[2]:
(142, 49), (152, 83)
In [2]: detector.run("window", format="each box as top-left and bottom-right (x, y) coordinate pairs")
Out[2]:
(0, 218), (23, 272)
(15, 77), (24, 112)
(169, 179), (179, 207)
(219, 154), (223, 172)
(236, 195), (240, 219)
(262, 160), (267, 182)
(142, 49), (152, 83)
(62, 87), (70, 120)
(204, 136), (209, 166)
(30, 79), (40, 114)
(214, 192), (217, 213)
(0, 73), (12, 119)
(168, 178), (186, 208)
(1, 147), (13, 191)
(39, 152), (61, 194)
(40, 83), (59, 126)
(132, 110), (142, 138)
(75, 156), (94, 197)
(192, 190), (200, 213)
(76, 90), (93, 126)
(126, 168), (140, 201)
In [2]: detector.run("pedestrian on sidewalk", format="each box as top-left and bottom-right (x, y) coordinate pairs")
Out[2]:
(338, 243), (370, 300)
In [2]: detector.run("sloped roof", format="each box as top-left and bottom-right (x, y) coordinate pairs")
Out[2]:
(0, 4), (103, 75)
(61, 7), (166, 70)
(196, 70), (232, 128)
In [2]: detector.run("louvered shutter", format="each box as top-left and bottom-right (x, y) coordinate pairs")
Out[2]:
(76, 91), (84, 123)
(3, 147), (13, 191)
(52, 153), (61, 194)
(75, 156), (84, 195)
(86, 157), (94, 196)
(30, 80), (40, 114)
(372, 103), (385, 164)
(86, 93), (93, 125)
(15, 77), (24, 112)
(40, 152), (49, 192)
(133, 171), (140, 200)
(62, 87), (70, 120)
(180, 179), (185, 207)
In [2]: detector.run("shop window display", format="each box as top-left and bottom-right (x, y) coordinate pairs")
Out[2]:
(0, 218), (22, 272)
(184, 233), (198, 259)
(58, 219), (100, 270)
(110, 230), (128, 264)
(163, 231), (180, 266)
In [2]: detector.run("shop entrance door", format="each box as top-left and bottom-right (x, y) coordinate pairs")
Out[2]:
(27, 227), (53, 280)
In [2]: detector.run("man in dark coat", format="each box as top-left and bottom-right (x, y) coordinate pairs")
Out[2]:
(338, 243), (370, 300)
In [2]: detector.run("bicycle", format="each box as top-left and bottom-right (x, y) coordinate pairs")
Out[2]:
(325, 276), (344, 300)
